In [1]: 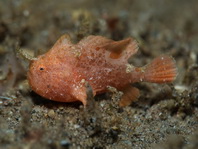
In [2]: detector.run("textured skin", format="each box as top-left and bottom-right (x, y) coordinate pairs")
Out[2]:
(28, 35), (177, 105)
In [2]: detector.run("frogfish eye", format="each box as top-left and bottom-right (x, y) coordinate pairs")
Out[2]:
(40, 67), (44, 71)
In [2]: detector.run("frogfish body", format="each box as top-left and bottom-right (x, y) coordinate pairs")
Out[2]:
(28, 35), (177, 106)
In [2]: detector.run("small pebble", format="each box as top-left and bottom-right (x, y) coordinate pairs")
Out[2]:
(74, 124), (80, 129)
(60, 140), (70, 148)
(48, 109), (55, 118)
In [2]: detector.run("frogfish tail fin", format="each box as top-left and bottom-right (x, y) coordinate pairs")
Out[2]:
(143, 55), (177, 83)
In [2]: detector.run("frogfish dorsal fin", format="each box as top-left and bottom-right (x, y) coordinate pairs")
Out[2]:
(53, 34), (72, 48)
(102, 37), (139, 60)
(78, 35), (138, 62)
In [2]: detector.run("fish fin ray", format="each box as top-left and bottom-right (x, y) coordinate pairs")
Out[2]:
(79, 36), (138, 61)
(143, 55), (177, 83)
(119, 85), (140, 107)
(103, 38), (139, 60)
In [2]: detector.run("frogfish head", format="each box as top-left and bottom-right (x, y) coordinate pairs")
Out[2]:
(27, 54), (52, 94)
(27, 51), (81, 103)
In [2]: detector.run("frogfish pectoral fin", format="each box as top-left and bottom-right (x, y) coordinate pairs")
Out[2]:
(71, 81), (97, 106)
(71, 85), (87, 106)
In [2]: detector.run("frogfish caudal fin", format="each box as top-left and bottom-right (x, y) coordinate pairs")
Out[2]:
(142, 55), (177, 83)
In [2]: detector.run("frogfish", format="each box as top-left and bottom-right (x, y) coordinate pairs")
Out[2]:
(28, 35), (177, 106)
